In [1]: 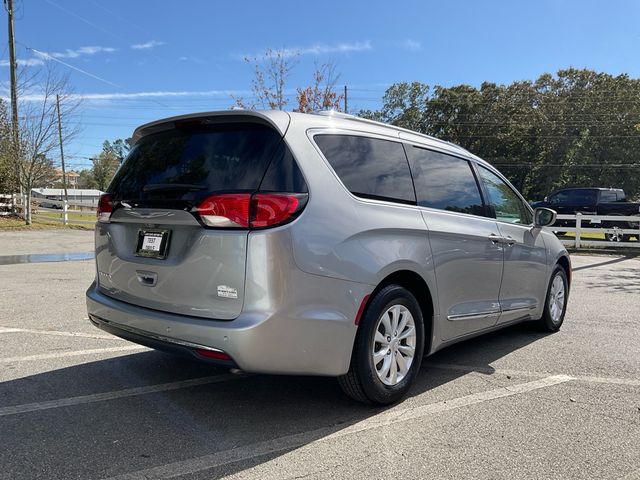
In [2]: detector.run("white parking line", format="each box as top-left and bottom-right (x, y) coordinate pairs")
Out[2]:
(102, 375), (574, 480)
(0, 345), (146, 363)
(0, 373), (242, 417)
(0, 326), (120, 341)
(426, 362), (640, 387)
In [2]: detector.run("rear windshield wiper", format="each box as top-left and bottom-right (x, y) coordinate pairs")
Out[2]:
(142, 183), (207, 193)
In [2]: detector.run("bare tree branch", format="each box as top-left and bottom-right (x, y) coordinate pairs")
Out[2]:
(12, 63), (83, 224)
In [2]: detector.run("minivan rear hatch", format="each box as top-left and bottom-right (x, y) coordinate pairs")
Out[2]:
(95, 113), (297, 319)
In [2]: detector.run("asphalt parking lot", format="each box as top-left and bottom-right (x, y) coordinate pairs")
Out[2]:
(0, 230), (639, 480)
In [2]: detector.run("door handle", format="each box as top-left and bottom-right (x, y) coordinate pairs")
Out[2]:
(488, 234), (515, 246)
(488, 234), (502, 245)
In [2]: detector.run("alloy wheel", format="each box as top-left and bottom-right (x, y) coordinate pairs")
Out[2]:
(372, 304), (416, 386)
(548, 274), (566, 324)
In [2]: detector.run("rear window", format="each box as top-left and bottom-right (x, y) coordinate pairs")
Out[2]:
(109, 123), (300, 204)
(314, 134), (416, 204)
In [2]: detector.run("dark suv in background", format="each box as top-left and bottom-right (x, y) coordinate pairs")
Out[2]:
(532, 188), (640, 242)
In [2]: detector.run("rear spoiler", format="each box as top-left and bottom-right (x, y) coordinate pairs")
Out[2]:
(130, 110), (291, 145)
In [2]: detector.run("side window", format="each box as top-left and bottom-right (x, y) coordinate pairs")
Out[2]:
(477, 166), (532, 225)
(406, 146), (484, 216)
(599, 191), (617, 203)
(314, 135), (415, 204)
(571, 189), (597, 206)
(549, 191), (569, 205)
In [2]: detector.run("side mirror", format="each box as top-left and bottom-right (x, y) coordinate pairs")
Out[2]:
(543, 196), (548, 202)
(534, 207), (557, 228)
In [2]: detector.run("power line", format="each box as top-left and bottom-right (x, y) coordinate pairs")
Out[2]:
(21, 44), (120, 88)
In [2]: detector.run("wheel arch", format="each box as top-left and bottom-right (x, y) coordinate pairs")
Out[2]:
(366, 269), (434, 355)
(556, 254), (572, 286)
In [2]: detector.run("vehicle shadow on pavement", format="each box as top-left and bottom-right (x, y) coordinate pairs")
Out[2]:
(0, 323), (547, 480)
(580, 267), (640, 294)
(571, 255), (633, 272)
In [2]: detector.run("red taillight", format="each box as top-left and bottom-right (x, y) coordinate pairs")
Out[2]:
(194, 348), (232, 361)
(97, 194), (113, 223)
(196, 193), (251, 228)
(195, 193), (305, 229)
(251, 193), (301, 228)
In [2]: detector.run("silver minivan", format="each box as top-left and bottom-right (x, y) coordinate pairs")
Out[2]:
(86, 110), (570, 404)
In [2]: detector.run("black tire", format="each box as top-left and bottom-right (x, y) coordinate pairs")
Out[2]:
(605, 226), (630, 243)
(338, 285), (425, 405)
(538, 266), (569, 332)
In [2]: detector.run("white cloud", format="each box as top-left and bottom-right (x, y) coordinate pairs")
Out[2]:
(178, 56), (205, 64)
(131, 40), (165, 50)
(0, 57), (45, 67)
(401, 39), (422, 51)
(3, 89), (249, 103)
(38, 46), (117, 59)
(240, 41), (372, 59)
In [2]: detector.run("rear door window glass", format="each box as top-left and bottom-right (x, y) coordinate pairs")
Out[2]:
(569, 189), (598, 205)
(314, 134), (416, 204)
(406, 146), (484, 216)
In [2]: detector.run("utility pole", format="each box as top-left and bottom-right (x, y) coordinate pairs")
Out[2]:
(55, 94), (69, 205)
(344, 85), (348, 114)
(5, 0), (22, 195)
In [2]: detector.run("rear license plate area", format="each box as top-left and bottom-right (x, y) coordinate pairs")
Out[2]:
(136, 230), (171, 259)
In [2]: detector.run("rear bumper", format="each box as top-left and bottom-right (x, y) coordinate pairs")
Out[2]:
(88, 313), (237, 368)
(86, 278), (368, 376)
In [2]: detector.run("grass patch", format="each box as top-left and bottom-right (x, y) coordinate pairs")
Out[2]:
(37, 210), (95, 222)
(0, 215), (94, 231)
(561, 232), (606, 240)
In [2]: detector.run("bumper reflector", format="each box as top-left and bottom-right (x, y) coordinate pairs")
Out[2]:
(194, 348), (232, 361)
(354, 294), (370, 326)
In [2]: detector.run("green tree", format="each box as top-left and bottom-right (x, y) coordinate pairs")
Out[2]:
(102, 138), (131, 164)
(360, 69), (640, 200)
(91, 142), (121, 191)
(91, 152), (119, 191)
(77, 169), (96, 189)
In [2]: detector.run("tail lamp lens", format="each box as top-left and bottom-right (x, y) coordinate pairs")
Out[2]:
(195, 193), (306, 229)
(97, 194), (113, 223)
(196, 193), (251, 228)
(251, 193), (301, 228)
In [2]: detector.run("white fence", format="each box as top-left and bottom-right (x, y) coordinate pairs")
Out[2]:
(0, 193), (96, 225)
(0, 194), (16, 217)
(556, 213), (640, 248)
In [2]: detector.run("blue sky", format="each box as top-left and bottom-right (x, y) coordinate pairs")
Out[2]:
(3, 0), (640, 172)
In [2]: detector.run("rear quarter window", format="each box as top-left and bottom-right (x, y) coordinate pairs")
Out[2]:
(599, 191), (617, 202)
(314, 134), (416, 204)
